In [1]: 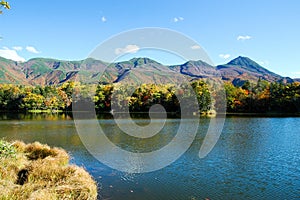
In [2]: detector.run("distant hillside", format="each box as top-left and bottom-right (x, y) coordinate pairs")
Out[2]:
(0, 57), (29, 84)
(216, 56), (289, 86)
(294, 78), (300, 82)
(169, 60), (218, 79)
(0, 56), (293, 86)
(0, 57), (108, 85)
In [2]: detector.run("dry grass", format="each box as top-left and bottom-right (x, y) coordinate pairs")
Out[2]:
(0, 140), (97, 200)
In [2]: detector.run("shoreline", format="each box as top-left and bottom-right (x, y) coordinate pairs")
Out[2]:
(0, 110), (299, 118)
(224, 112), (300, 117)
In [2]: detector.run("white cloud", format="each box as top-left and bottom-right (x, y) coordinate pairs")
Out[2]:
(101, 16), (107, 22)
(0, 47), (26, 62)
(115, 44), (140, 55)
(237, 35), (252, 41)
(13, 46), (23, 51)
(26, 46), (40, 54)
(191, 45), (201, 50)
(219, 54), (231, 59)
(173, 17), (184, 22)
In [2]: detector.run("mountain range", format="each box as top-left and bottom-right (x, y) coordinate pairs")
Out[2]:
(0, 56), (296, 86)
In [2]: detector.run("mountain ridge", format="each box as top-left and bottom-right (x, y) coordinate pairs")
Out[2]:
(0, 56), (296, 86)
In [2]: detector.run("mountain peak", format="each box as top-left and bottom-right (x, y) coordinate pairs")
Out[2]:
(183, 60), (213, 67)
(218, 56), (282, 83)
(128, 57), (162, 66)
(227, 56), (261, 67)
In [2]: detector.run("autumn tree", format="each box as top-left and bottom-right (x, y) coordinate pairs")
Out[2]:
(0, 1), (10, 14)
(224, 82), (248, 112)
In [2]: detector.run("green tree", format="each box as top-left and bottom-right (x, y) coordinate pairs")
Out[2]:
(94, 84), (113, 112)
(0, 84), (24, 111)
(191, 81), (212, 112)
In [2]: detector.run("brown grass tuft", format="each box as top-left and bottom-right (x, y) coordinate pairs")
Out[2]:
(0, 140), (97, 200)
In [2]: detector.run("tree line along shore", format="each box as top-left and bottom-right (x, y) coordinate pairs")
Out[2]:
(0, 79), (299, 114)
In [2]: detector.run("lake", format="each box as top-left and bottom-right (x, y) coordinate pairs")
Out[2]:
(0, 113), (299, 199)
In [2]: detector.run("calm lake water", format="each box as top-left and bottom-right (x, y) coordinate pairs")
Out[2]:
(0, 113), (299, 199)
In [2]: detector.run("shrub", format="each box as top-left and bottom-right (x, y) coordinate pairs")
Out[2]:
(0, 139), (16, 158)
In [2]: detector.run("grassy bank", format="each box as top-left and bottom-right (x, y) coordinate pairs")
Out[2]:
(0, 140), (97, 200)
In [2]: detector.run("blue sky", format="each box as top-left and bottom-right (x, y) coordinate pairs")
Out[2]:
(0, 0), (300, 77)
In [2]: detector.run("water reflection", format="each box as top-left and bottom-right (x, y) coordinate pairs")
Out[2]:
(0, 114), (299, 199)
